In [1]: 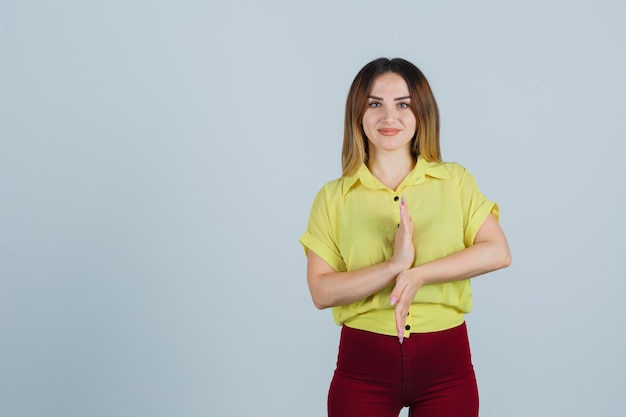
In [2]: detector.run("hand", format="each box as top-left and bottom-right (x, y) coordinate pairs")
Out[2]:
(390, 196), (414, 272)
(390, 269), (423, 343)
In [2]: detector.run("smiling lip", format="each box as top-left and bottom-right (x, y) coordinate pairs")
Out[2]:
(378, 128), (401, 136)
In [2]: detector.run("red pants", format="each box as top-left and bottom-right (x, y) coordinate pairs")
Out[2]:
(328, 322), (479, 417)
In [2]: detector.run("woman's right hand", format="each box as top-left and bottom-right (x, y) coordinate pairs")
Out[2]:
(306, 196), (416, 310)
(390, 196), (414, 272)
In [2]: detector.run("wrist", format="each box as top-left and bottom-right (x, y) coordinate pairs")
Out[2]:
(389, 258), (414, 278)
(387, 259), (405, 277)
(409, 266), (425, 287)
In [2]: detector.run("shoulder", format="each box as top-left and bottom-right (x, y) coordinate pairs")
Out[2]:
(313, 176), (343, 198)
(419, 160), (469, 182)
(309, 176), (346, 208)
(440, 161), (467, 175)
(438, 161), (478, 184)
(319, 176), (343, 192)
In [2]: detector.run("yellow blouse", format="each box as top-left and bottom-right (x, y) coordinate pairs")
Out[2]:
(299, 156), (499, 336)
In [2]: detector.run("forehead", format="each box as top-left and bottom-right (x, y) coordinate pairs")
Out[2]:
(369, 72), (410, 97)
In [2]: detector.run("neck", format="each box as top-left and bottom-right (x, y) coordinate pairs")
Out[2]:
(367, 150), (415, 190)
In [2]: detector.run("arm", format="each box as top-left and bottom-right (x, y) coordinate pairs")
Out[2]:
(307, 251), (402, 309)
(390, 213), (511, 340)
(307, 196), (414, 309)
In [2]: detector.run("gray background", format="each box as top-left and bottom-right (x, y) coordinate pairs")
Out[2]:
(1, 1), (624, 416)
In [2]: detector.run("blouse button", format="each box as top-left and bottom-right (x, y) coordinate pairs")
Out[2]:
(394, 196), (399, 202)
(405, 325), (411, 331)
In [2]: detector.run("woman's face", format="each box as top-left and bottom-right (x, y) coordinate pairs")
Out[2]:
(362, 72), (417, 155)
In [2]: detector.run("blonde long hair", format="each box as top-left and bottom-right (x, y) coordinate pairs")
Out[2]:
(342, 58), (441, 176)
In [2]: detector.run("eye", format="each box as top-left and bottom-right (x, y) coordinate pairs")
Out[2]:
(368, 101), (382, 108)
(397, 102), (410, 109)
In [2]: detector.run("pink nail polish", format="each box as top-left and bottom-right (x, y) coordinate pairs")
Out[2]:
(390, 296), (398, 305)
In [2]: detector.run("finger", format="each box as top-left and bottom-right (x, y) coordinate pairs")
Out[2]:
(400, 195), (408, 217)
(390, 278), (407, 306)
(399, 197), (413, 230)
(395, 306), (406, 333)
(399, 207), (410, 232)
(395, 302), (408, 344)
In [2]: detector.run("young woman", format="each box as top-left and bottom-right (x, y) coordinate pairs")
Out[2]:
(299, 58), (511, 417)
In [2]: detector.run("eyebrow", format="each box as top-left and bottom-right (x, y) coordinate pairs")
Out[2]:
(368, 95), (411, 101)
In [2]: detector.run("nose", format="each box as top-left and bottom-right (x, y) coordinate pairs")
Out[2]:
(382, 106), (398, 122)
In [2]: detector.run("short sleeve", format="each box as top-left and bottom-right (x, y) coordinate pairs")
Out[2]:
(299, 185), (347, 272)
(457, 165), (500, 247)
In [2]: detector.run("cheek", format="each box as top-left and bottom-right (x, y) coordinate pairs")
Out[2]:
(362, 111), (375, 124)
(361, 114), (377, 133)
(403, 115), (417, 131)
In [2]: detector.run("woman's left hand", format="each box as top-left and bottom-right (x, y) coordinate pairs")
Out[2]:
(390, 269), (423, 343)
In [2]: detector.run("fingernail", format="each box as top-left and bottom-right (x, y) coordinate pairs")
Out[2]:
(390, 296), (398, 306)
(399, 333), (404, 344)
(401, 195), (405, 204)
